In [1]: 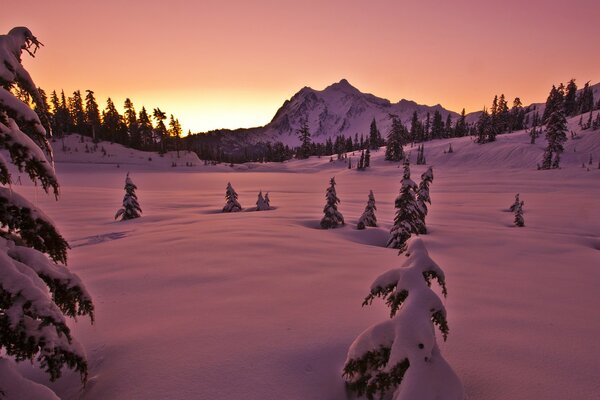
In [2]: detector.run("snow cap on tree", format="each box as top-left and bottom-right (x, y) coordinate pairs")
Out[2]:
(344, 239), (463, 400)
(115, 172), (142, 220)
(509, 193), (520, 212)
(320, 177), (344, 229)
(223, 182), (242, 212)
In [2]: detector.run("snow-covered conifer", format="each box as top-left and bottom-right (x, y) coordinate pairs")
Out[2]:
(223, 182), (242, 212)
(320, 177), (344, 229)
(514, 201), (525, 227)
(364, 148), (371, 167)
(357, 190), (377, 230)
(115, 173), (142, 220)
(264, 192), (271, 208)
(256, 190), (270, 211)
(415, 166), (434, 234)
(343, 239), (463, 400)
(387, 160), (419, 253)
(0, 27), (94, 389)
(541, 108), (567, 169)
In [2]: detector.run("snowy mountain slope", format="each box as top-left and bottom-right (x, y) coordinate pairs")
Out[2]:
(194, 79), (459, 148)
(259, 79), (458, 145)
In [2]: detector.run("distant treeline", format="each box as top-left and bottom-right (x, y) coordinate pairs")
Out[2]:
(19, 80), (598, 164)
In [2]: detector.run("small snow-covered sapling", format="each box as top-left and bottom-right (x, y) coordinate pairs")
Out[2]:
(514, 200), (525, 227)
(223, 182), (242, 212)
(115, 173), (142, 220)
(320, 177), (344, 229)
(357, 190), (377, 230)
(509, 193), (520, 212)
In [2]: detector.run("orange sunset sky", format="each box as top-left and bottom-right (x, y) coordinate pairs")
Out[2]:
(5, 0), (599, 133)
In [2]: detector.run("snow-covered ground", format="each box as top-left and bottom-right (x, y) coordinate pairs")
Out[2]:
(12, 117), (600, 399)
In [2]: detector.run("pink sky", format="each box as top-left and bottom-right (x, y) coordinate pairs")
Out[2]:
(5, 0), (599, 133)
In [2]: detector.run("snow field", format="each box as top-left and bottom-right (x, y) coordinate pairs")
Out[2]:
(10, 121), (600, 400)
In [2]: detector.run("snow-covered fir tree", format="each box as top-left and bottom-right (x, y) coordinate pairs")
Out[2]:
(415, 166), (434, 234)
(0, 27), (94, 394)
(223, 182), (242, 212)
(416, 144), (426, 165)
(343, 239), (463, 400)
(387, 159), (420, 253)
(364, 148), (371, 167)
(256, 190), (270, 211)
(264, 192), (270, 208)
(509, 193), (520, 212)
(541, 107), (567, 169)
(514, 201), (525, 227)
(357, 190), (377, 230)
(320, 177), (344, 229)
(115, 173), (142, 220)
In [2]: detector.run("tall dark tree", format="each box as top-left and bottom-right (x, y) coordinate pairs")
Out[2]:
(137, 106), (154, 149)
(102, 97), (126, 144)
(577, 81), (594, 115)
(153, 108), (168, 153)
(297, 121), (312, 159)
(84, 90), (101, 141)
(369, 118), (382, 149)
(454, 108), (468, 137)
(430, 110), (444, 139)
(68, 90), (86, 134)
(564, 79), (578, 116)
(385, 117), (405, 162)
(124, 98), (140, 149)
(541, 107), (567, 169)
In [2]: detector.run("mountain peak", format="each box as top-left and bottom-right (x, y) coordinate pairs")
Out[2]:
(324, 78), (360, 94)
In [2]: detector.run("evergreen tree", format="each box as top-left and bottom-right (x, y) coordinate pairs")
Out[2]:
(357, 190), (377, 230)
(344, 239), (463, 400)
(102, 97), (126, 144)
(385, 117), (405, 162)
(577, 81), (594, 114)
(387, 159), (419, 253)
(475, 108), (493, 143)
(124, 98), (140, 149)
(256, 190), (269, 211)
(542, 84), (565, 123)
(84, 90), (101, 141)
(364, 148), (371, 167)
(68, 90), (86, 134)
(223, 182), (242, 212)
(264, 192), (271, 209)
(445, 113), (453, 138)
(564, 79), (578, 116)
(542, 107), (568, 169)
(168, 114), (182, 156)
(137, 106), (154, 149)
(510, 97), (525, 132)
(430, 110), (444, 139)
(358, 150), (365, 170)
(0, 26), (94, 388)
(153, 108), (168, 153)
(454, 108), (468, 137)
(297, 121), (312, 159)
(529, 112), (540, 144)
(409, 111), (425, 143)
(115, 173), (142, 220)
(320, 177), (344, 229)
(369, 118), (381, 149)
(415, 166), (433, 234)
(514, 201), (524, 227)
(509, 193), (521, 212)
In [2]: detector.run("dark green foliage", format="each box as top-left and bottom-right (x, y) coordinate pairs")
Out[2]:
(296, 122), (312, 159)
(369, 118), (383, 149)
(422, 270), (447, 297)
(431, 310), (449, 341)
(385, 117), (405, 162)
(0, 194), (69, 264)
(343, 347), (410, 400)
